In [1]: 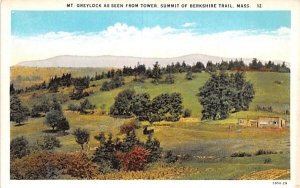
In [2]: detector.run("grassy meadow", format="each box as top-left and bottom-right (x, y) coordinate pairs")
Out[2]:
(10, 67), (290, 180)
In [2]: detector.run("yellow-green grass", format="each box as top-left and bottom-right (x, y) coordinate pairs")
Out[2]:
(178, 153), (289, 180)
(16, 70), (290, 118)
(11, 111), (289, 156)
(66, 71), (289, 117)
(10, 66), (109, 88)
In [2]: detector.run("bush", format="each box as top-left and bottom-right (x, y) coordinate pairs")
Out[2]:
(117, 146), (150, 171)
(68, 104), (79, 111)
(264, 158), (272, 164)
(11, 151), (99, 179)
(144, 135), (162, 163)
(255, 149), (277, 156)
(165, 150), (178, 163)
(10, 136), (30, 160)
(231, 152), (252, 157)
(164, 74), (175, 84)
(39, 135), (61, 150)
(120, 120), (138, 135)
(183, 108), (191, 118)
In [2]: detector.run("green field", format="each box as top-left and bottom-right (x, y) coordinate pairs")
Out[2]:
(10, 68), (290, 180)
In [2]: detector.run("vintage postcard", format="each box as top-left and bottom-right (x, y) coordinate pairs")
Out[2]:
(1, 0), (300, 188)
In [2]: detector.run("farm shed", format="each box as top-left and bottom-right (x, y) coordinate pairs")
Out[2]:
(237, 116), (287, 128)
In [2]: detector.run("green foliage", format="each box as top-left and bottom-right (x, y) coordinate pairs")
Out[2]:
(199, 72), (255, 120)
(100, 74), (125, 91)
(131, 93), (151, 121)
(144, 134), (162, 163)
(205, 61), (217, 72)
(31, 98), (51, 117)
(39, 135), (61, 150)
(164, 74), (175, 84)
(185, 71), (193, 80)
(192, 62), (205, 72)
(151, 62), (162, 84)
(73, 76), (90, 90)
(73, 128), (90, 150)
(264, 158), (272, 164)
(164, 150), (178, 163)
(57, 117), (70, 134)
(10, 95), (28, 125)
(231, 152), (252, 157)
(110, 89), (135, 117)
(45, 110), (64, 130)
(151, 93), (183, 122)
(119, 131), (141, 152)
(92, 133), (120, 172)
(110, 89), (183, 122)
(255, 149), (277, 156)
(79, 98), (96, 113)
(10, 136), (31, 161)
(68, 103), (79, 111)
(183, 108), (192, 118)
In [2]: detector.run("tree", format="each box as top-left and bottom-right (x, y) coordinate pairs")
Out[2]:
(164, 74), (175, 84)
(10, 136), (30, 160)
(73, 128), (90, 150)
(151, 62), (162, 84)
(50, 97), (62, 111)
(144, 134), (162, 163)
(110, 89), (135, 117)
(45, 110), (64, 131)
(131, 93), (151, 121)
(185, 71), (193, 80)
(57, 117), (70, 134)
(192, 61), (205, 72)
(92, 133), (119, 171)
(10, 95), (28, 125)
(199, 72), (255, 120)
(79, 99), (95, 113)
(206, 61), (217, 72)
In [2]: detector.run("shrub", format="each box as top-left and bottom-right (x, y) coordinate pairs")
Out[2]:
(39, 135), (61, 150)
(231, 152), (252, 157)
(183, 108), (192, 118)
(117, 146), (150, 171)
(165, 150), (178, 163)
(264, 158), (272, 164)
(120, 120), (138, 135)
(68, 104), (79, 111)
(10, 136), (30, 160)
(164, 74), (175, 84)
(144, 135), (162, 163)
(11, 151), (98, 179)
(79, 99), (96, 113)
(255, 149), (277, 156)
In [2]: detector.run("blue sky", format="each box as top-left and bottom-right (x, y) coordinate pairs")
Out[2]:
(11, 11), (290, 36)
(11, 11), (291, 65)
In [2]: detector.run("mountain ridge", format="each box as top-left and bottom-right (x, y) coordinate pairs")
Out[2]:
(16, 54), (287, 68)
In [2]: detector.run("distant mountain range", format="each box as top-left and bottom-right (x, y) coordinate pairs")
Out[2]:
(16, 54), (287, 68)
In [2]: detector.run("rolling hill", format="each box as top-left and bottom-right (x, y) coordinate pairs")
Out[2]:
(16, 54), (287, 68)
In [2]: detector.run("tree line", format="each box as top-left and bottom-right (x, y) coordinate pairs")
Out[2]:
(110, 89), (186, 123)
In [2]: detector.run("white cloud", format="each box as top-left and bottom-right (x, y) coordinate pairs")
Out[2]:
(182, 22), (196, 28)
(11, 23), (291, 65)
